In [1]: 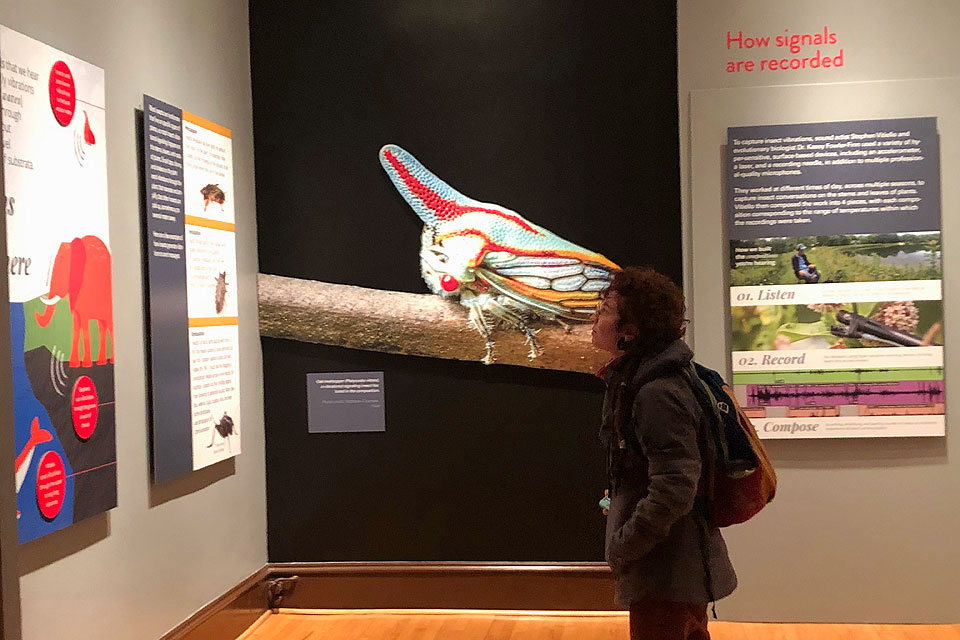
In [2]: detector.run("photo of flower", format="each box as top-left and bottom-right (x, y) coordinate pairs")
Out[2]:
(731, 300), (943, 352)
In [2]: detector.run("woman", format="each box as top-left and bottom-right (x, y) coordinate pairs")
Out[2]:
(592, 267), (737, 640)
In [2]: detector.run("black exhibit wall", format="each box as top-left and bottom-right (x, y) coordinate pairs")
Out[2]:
(251, 1), (682, 561)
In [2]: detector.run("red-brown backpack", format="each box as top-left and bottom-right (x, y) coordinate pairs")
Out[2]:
(682, 362), (777, 527)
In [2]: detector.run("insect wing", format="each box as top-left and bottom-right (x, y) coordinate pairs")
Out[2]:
(477, 253), (617, 321)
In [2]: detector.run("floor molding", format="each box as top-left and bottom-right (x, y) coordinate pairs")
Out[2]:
(268, 561), (617, 611)
(160, 566), (271, 640)
(162, 562), (616, 639)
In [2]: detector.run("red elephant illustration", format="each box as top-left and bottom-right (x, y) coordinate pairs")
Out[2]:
(35, 236), (114, 368)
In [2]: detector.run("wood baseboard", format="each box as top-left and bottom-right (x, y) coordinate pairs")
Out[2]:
(268, 562), (616, 611)
(159, 566), (271, 640)
(161, 562), (615, 639)
(160, 562), (615, 639)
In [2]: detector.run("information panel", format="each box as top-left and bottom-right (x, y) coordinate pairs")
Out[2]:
(727, 117), (944, 439)
(143, 94), (240, 481)
(2, 26), (116, 542)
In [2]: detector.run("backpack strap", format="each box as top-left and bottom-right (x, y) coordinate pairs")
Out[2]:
(680, 363), (721, 619)
(681, 364), (736, 466)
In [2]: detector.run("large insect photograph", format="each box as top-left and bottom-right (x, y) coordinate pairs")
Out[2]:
(253, 2), (682, 563)
(260, 143), (625, 372)
(254, 4), (679, 375)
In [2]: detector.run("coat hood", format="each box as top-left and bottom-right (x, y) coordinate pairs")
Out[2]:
(627, 339), (693, 388)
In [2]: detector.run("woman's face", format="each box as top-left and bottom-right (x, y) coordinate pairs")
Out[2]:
(591, 292), (623, 354)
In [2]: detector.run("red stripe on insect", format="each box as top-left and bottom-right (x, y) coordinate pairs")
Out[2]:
(383, 149), (542, 235)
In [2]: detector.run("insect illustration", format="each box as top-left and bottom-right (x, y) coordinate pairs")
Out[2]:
(207, 412), (236, 452)
(201, 184), (226, 212)
(214, 271), (228, 314)
(379, 144), (619, 364)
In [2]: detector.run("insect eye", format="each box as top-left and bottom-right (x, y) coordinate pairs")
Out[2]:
(440, 274), (459, 292)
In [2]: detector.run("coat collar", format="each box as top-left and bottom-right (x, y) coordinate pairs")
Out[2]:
(596, 339), (692, 384)
(630, 339), (693, 386)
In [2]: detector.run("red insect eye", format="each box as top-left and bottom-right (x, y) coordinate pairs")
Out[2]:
(440, 274), (459, 292)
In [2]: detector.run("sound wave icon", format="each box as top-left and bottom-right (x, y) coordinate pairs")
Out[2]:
(73, 112), (96, 167)
(747, 381), (943, 407)
(73, 128), (87, 167)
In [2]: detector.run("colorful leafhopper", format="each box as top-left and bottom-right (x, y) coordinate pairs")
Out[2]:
(379, 144), (620, 363)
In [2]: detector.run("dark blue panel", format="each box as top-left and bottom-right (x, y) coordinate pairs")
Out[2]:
(143, 95), (192, 483)
(727, 118), (940, 240)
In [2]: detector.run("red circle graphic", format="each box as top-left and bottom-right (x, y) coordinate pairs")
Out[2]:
(48, 60), (76, 126)
(71, 376), (99, 440)
(36, 451), (66, 520)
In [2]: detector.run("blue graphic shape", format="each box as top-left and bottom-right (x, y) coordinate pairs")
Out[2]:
(11, 303), (75, 543)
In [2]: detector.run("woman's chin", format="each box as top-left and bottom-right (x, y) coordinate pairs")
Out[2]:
(592, 337), (614, 354)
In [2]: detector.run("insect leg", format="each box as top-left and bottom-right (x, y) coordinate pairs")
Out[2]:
(483, 297), (544, 359)
(461, 291), (496, 364)
(470, 305), (496, 365)
(521, 325), (543, 358)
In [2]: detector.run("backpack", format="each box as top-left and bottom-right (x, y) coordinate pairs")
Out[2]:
(682, 362), (777, 527)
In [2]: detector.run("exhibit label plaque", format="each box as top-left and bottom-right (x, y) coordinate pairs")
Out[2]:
(307, 372), (386, 433)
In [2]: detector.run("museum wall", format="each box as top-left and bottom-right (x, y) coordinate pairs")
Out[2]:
(251, 2), (683, 562)
(679, 0), (960, 623)
(0, 2), (267, 640)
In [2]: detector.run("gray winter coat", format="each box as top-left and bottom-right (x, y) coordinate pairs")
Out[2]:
(600, 339), (737, 606)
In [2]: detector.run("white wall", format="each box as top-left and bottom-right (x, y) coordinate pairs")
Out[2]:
(679, 0), (960, 623)
(0, 2), (267, 639)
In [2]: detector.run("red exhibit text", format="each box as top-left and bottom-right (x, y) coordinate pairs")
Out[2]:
(724, 27), (843, 74)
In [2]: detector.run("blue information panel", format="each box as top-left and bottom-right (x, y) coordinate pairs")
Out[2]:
(726, 117), (944, 440)
(143, 95), (191, 482)
(144, 94), (241, 480)
(307, 372), (386, 433)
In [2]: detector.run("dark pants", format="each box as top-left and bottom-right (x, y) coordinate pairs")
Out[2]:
(797, 266), (820, 283)
(628, 599), (709, 640)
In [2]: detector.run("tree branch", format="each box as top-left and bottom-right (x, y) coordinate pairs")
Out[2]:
(258, 274), (608, 374)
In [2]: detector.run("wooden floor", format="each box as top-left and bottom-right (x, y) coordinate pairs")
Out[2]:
(236, 609), (960, 640)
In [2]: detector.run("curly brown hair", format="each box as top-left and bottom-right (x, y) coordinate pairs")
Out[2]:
(604, 266), (686, 350)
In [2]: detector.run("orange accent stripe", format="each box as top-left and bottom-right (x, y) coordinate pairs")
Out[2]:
(534, 290), (600, 303)
(182, 110), (232, 138)
(562, 299), (602, 308)
(188, 316), (239, 327)
(185, 215), (235, 232)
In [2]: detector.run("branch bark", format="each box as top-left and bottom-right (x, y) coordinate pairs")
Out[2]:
(258, 274), (609, 374)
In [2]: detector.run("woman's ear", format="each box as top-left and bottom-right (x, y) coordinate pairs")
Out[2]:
(619, 323), (639, 343)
